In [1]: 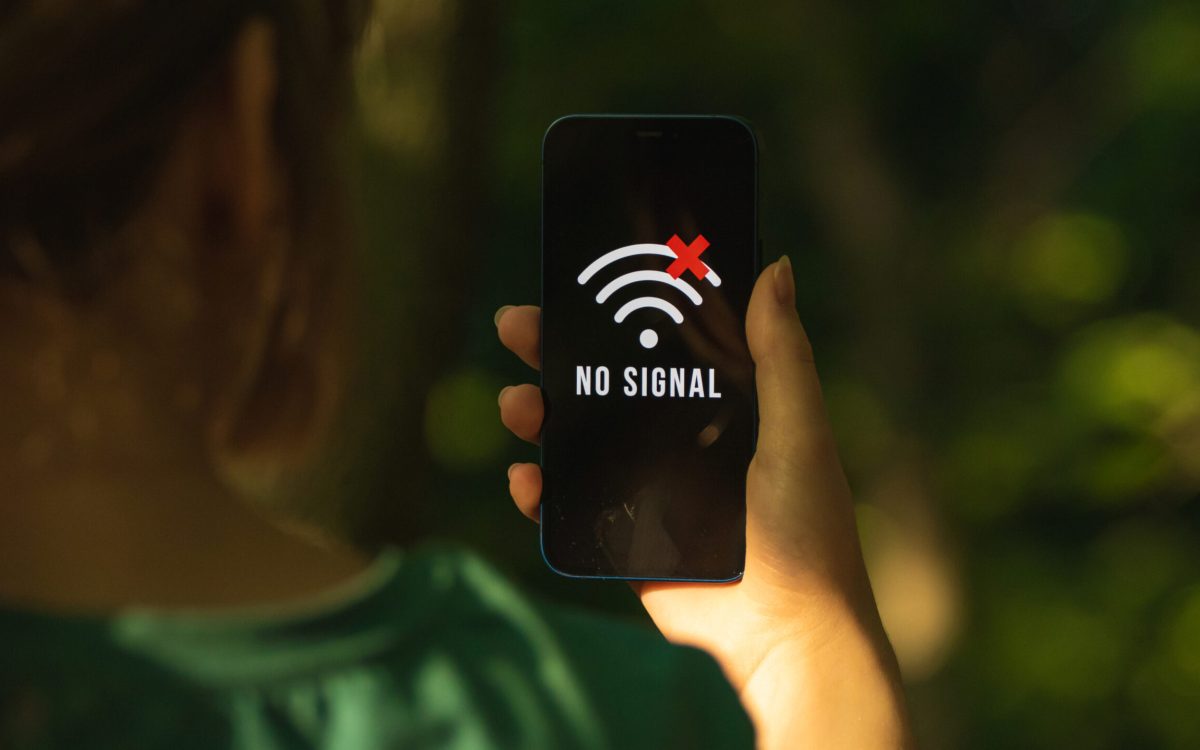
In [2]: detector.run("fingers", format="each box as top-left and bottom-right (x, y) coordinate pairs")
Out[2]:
(495, 308), (545, 523)
(495, 305), (541, 371)
(507, 463), (542, 522)
(744, 257), (835, 464)
(499, 383), (544, 445)
(495, 306), (544, 521)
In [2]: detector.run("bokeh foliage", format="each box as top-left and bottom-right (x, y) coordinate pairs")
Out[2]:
(348, 1), (1200, 747)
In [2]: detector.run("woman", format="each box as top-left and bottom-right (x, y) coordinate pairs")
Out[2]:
(0, 1), (912, 747)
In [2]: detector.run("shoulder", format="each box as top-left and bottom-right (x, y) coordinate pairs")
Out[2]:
(407, 547), (754, 749)
(536, 602), (755, 749)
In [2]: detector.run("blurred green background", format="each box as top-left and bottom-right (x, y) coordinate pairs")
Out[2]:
(336, 1), (1200, 747)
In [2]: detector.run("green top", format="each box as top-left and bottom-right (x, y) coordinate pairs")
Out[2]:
(0, 547), (753, 749)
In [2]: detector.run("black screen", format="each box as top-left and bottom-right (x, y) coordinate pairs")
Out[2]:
(541, 115), (757, 580)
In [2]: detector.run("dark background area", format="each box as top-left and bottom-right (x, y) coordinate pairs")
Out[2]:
(337, 1), (1200, 747)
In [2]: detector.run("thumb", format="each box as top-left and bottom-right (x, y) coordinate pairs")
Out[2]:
(745, 257), (834, 464)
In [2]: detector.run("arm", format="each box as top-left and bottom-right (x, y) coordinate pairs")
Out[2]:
(496, 257), (915, 749)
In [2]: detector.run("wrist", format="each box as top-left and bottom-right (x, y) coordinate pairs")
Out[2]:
(738, 600), (913, 750)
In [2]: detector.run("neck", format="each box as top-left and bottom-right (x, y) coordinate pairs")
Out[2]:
(0, 459), (367, 615)
(0, 282), (368, 614)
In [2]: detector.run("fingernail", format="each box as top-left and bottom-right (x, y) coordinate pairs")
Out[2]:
(498, 385), (511, 407)
(507, 463), (518, 479)
(774, 256), (795, 308)
(494, 305), (513, 327)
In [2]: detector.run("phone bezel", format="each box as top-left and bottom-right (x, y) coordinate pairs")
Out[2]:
(539, 113), (760, 582)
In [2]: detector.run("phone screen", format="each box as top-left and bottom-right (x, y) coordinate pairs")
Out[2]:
(541, 115), (757, 581)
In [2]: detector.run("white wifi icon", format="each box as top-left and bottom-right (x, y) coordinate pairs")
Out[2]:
(577, 234), (721, 349)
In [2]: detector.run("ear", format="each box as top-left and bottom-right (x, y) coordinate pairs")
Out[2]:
(193, 20), (310, 496)
(195, 18), (347, 508)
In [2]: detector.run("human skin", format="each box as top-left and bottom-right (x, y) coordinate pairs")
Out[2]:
(496, 258), (916, 749)
(0, 8), (913, 741)
(0, 23), (367, 613)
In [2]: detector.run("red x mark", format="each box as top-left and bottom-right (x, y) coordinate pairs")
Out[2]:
(665, 233), (710, 280)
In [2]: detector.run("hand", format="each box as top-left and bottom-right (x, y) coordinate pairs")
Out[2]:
(496, 258), (913, 749)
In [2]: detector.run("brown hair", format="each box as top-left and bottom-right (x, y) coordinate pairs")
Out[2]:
(0, 0), (369, 291)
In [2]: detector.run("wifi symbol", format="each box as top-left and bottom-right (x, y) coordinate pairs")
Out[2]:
(577, 234), (721, 349)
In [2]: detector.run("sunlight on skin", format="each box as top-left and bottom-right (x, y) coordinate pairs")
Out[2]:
(497, 260), (915, 749)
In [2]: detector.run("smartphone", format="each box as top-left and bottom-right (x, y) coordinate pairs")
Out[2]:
(540, 115), (758, 581)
